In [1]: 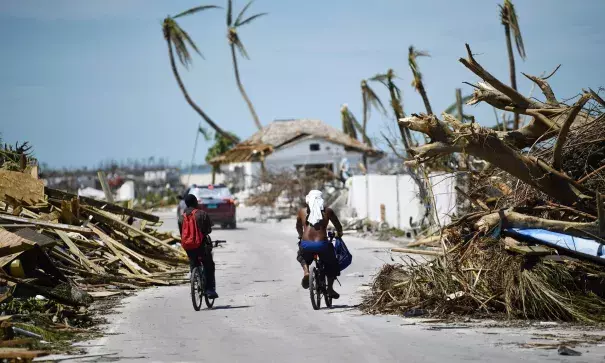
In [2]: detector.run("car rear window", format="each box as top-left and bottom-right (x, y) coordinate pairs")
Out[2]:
(189, 187), (231, 199)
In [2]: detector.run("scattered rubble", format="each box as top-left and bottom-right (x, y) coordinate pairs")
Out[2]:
(0, 150), (187, 359)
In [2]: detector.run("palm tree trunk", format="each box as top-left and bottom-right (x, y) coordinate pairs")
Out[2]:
(387, 86), (412, 151)
(361, 100), (369, 171)
(166, 39), (237, 144)
(361, 101), (370, 145)
(504, 23), (520, 130)
(186, 122), (201, 187)
(417, 82), (433, 115)
(230, 44), (263, 130)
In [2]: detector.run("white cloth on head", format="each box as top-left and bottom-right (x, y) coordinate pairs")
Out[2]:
(305, 190), (324, 225)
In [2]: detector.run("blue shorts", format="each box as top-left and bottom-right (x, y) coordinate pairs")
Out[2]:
(297, 240), (339, 278)
(300, 240), (330, 252)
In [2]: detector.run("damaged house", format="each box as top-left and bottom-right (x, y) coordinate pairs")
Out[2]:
(210, 119), (382, 192)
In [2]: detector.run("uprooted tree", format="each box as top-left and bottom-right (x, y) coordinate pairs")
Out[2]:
(401, 44), (604, 229)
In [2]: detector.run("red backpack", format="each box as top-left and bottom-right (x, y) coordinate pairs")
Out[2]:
(181, 210), (204, 250)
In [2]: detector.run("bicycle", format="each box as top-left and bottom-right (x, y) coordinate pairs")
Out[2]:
(190, 236), (226, 311)
(309, 232), (336, 310)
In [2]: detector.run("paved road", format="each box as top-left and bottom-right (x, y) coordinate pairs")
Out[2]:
(76, 211), (605, 362)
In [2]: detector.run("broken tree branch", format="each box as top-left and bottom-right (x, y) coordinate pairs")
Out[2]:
(552, 94), (591, 170)
(475, 210), (598, 237)
(588, 88), (605, 107)
(400, 114), (591, 207)
(522, 72), (558, 105)
(460, 44), (532, 108)
(391, 247), (443, 257)
(578, 164), (605, 184)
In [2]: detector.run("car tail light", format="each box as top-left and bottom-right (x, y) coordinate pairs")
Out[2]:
(223, 198), (235, 204)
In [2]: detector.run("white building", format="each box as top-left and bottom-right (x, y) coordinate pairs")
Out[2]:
(211, 119), (382, 191)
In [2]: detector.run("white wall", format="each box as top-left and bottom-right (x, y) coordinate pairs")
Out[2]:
(264, 137), (365, 173)
(347, 173), (457, 229)
(180, 173), (225, 187)
(144, 170), (167, 182)
(220, 162), (261, 190)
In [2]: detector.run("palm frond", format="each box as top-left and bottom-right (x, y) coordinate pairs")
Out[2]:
(174, 5), (221, 19)
(392, 83), (402, 102)
(234, 0), (255, 25)
(233, 35), (249, 58)
(501, 0), (526, 59)
(236, 12), (267, 27)
(350, 113), (369, 146)
(198, 126), (213, 141)
(163, 17), (203, 66)
(341, 105), (358, 140)
(370, 73), (389, 88)
(227, 0), (233, 26)
(362, 82), (387, 119)
(179, 26), (203, 59)
(350, 114), (364, 134)
(409, 46), (430, 88)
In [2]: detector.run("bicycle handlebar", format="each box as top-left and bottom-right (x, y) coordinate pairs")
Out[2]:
(213, 240), (227, 247)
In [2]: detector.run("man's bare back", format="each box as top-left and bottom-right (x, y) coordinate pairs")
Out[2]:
(296, 207), (343, 241)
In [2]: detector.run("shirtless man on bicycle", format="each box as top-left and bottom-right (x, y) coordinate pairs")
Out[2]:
(296, 190), (343, 299)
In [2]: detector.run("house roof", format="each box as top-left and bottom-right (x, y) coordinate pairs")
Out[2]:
(210, 119), (380, 164)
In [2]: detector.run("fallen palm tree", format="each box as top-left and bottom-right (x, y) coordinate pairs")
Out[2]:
(362, 44), (605, 322)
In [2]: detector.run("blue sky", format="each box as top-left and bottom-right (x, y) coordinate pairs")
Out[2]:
(1, 0), (604, 168)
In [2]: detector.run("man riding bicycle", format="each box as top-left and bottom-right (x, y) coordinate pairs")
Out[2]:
(178, 194), (219, 299)
(296, 190), (343, 299)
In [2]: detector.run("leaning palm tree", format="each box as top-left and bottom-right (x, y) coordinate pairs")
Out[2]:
(162, 7), (237, 143)
(408, 46), (433, 115)
(340, 104), (360, 141)
(500, 0), (526, 129)
(370, 69), (414, 150)
(227, 0), (267, 130)
(360, 79), (386, 147)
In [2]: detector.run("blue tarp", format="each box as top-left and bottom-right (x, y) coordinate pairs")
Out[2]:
(504, 228), (605, 264)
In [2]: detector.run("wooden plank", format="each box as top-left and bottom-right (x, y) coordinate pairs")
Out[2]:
(89, 225), (147, 276)
(97, 171), (115, 203)
(13, 228), (56, 248)
(45, 187), (159, 222)
(83, 207), (185, 256)
(0, 348), (49, 359)
(118, 269), (171, 286)
(0, 224), (37, 228)
(88, 291), (122, 298)
(0, 170), (44, 205)
(391, 247), (443, 257)
(407, 235), (441, 248)
(0, 214), (94, 235)
(503, 237), (553, 256)
(0, 230), (35, 257)
(54, 230), (105, 274)
(50, 248), (82, 267)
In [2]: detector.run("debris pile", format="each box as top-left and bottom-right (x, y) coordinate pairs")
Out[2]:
(246, 168), (338, 213)
(362, 44), (605, 323)
(0, 152), (187, 357)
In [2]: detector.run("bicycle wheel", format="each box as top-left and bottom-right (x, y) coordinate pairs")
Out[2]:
(324, 272), (333, 308)
(309, 264), (321, 310)
(190, 267), (203, 311)
(203, 268), (215, 308)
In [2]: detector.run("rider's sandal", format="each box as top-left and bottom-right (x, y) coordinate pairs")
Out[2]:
(301, 275), (310, 289)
